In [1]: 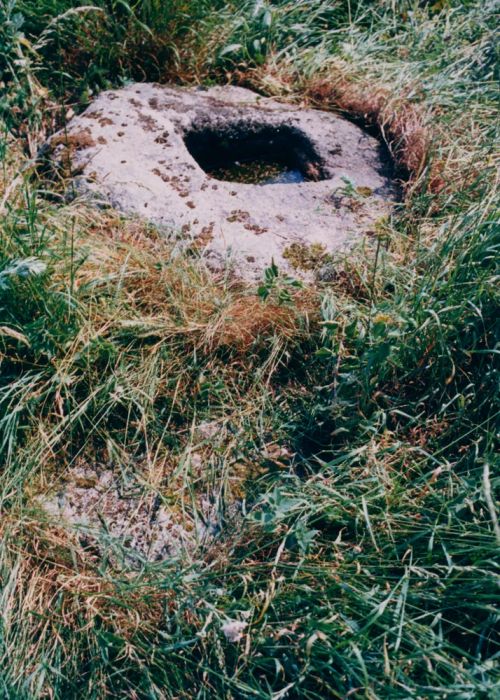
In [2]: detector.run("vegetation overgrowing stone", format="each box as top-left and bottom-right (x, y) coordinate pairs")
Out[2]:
(0, 2), (498, 699)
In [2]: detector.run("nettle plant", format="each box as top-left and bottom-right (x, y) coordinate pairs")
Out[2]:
(257, 260), (303, 305)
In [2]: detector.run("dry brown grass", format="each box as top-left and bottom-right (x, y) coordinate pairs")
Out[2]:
(51, 209), (315, 357)
(242, 57), (498, 204)
(206, 297), (300, 352)
(1, 516), (171, 640)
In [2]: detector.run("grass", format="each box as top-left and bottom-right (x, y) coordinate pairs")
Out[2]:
(0, 0), (499, 698)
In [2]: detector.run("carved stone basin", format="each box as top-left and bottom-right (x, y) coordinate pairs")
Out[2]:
(50, 84), (397, 278)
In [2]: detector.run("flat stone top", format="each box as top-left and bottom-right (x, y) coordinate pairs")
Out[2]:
(51, 84), (396, 279)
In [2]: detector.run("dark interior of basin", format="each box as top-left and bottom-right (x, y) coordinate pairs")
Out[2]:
(184, 122), (328, 185)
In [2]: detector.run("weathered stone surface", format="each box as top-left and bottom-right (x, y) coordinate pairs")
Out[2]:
(50, 84), (396, 278)
(35, 457), (237, 565)
(37, 462), (192, 565)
